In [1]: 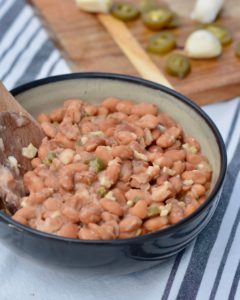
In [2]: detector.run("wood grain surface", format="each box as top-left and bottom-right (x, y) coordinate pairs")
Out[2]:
(29, 0), (240, 105)
(0, 82), (44, 175)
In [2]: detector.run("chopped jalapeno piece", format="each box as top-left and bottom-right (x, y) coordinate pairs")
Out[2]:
(165, 53), (191, 79)
(206, 25), (232, 46)
(96, 186), (107, 197)
(75, 139), (82, 147)
(146, 32), (176, 55)
(89, 158), (106, 173)
(42, 152), (56, 165)
(235, 42), (240, 58)
(142, 8), (173, 30)
(147, 206), (160, 217)
(111, 3), (139, 22)
(132, 195), (141, 202)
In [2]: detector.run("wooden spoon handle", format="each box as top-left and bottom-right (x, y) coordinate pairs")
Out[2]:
(0, 81), (41, 128)
(0, 82), (27, 113)
(98, 14), (173, 89)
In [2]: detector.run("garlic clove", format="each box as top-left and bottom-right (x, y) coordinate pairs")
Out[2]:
(185, 30), (222, 59)
(191, 0), (224, 24)
(75, 0), (112, 14)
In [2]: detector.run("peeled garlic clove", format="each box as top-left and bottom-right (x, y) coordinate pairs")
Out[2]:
(75, 0), (112, 13)
(191, 0), (224, 24)
(185, 30), (222, 59)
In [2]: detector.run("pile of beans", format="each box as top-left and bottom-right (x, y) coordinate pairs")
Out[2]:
(12, 98), (212, 240)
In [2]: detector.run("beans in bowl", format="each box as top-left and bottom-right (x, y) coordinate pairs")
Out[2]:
(12, 98), (212, 240)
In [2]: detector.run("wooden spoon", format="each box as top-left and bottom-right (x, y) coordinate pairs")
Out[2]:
(0, 82), (44, 213)
(0, 82), (44, 174)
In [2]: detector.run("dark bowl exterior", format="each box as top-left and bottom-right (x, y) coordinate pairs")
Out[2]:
(0, 73), (227, 274)
(0, 190), (221, 274)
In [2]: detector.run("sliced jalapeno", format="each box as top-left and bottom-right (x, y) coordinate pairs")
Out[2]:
(146, 32), (176, 55)
(111, 3), (139, 22)
(89, 158), (106, 173)
(142, 8), (173, 30)
(206, 25), (232, 46)
(165, 53), (191, 79)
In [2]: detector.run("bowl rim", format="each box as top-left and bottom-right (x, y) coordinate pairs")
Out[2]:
(0, 72), (227, 245)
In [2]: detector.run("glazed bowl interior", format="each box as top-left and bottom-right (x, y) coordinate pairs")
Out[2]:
(13, 74), (221, 194)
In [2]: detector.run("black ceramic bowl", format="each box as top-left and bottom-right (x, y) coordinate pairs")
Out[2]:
(0, 73), (227, 274)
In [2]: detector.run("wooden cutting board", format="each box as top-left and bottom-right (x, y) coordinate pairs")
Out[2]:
(29, 0), (240, 105)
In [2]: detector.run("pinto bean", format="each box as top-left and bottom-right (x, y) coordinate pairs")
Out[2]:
(88, 223), (117, 240)
(43, 197), (62, 211)
(54, 132), (75, 149)
(81, 122), (98, 134)
(184, 196), (199, 216)
(168, 199), (184, 224)
(64, 100), (82, 123)
(137, 114), (159, 129)
(157, 113), (177, 128)
(151, 129), (161, 140)
(153, 153), (173, 168)
(114, 131), (137, 145)
(172, 161), (185, 175)
(186, 153), (204, 165)
(84, 105), (98, 116)
(13, 206), (36, 220)
(112, 145), (133, 160)
(191, 184), (206, 198)
(41, 122), (58, 138)
(119, 216), (142, 232)
(156, 127), (181, 148)
(100, 198), (124, 216)
(79, 205), (102, 224)
(119, 160), (132, 182)
(37, 113), (50, 123)
(78, 227), (101, 240)
(59, 169), (74, 191)
(143, 216), (168, 231)
(95, 146), (113, 164)
(167, 140), (182, 150)
(127, 114), (139, 123)
(116, 100), (134, 114)
(57, 223), (79, 238)
(37, 138), (57, 160)
(151, 183), (172, 202)
(59, 122), (79, 140)
(49, 107), (65, 123)
(131, 103), (158, 116)
(31, 157), (42, 168)
(156, 173), (169, 185)
(62, 206), (80, 223)
(170, 176), (182, 194)
(12, 214), (28, 225)
(182, 170), (208, 184)
(36, 215), (64, 233)
(23, 171), (44, 193)
(164, 150), (186, 162)
(102, 97), (120, 112)
(101, 211), (119, 222)
(129, 200), (148, 219)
